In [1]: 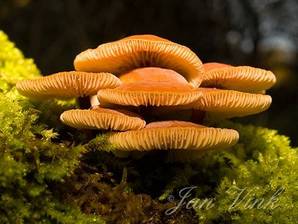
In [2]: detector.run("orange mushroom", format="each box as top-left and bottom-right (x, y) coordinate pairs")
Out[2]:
(108, 120), (239, 151)
(147, 88), (272, 120)
(192, 88), (272, 118)
(15, 35), (277, 152)
(16, 71), (120, 99)
(74, 34), (204, 87)
(201, 63), (276, 92)
(60, 107), (145, 131)
(98, 67), (202, 106)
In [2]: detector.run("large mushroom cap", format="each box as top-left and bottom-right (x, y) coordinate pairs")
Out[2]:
(98, 67), (202, 106)
(60, 107), (145, 131)
(16, 71), (120, 99)
(74, 34), (203, 87)
(193, 88), (272, 118)
(202, 63), (276, 92)
(108, 120), (239, 151)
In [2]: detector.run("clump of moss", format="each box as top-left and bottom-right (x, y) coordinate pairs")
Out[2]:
(191, 121), (298, 223)
(0, 30), (297, 224)
(0, 30), (39, 91)
(57, 162), (198, 224)
(0, 30), (103, 224)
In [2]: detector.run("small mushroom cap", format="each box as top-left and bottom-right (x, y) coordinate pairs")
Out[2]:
(108, 120), (239, 151)
(98, 67), (202, 106)
(193, 88), (272, 118)
(60, 107), (145, 131)
(16, 71), (120, 99)
(121, 34), (171, 42)
(74, 34), (203, 87)
(202, 63), (276, 92)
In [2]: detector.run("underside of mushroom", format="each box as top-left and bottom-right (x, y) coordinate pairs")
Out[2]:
(16, 34), (276, 152)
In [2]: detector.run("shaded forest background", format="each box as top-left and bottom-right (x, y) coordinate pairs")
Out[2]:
(1, 0), (297, 145)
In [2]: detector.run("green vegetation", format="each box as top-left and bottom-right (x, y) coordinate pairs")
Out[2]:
(192, 121), (298, 223)
(0, 31), (297, 224)
(0, 31), (103, 224)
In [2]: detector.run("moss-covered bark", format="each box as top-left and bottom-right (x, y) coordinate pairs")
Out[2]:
(0, 30), (297, 224)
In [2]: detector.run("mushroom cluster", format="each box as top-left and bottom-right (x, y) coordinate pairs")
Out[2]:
(16, 35), (276, 152)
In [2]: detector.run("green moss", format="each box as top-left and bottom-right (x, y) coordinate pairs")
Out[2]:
(0, 30), (104, 224)
(0, 30), (39, 92)
(0, 30), (297, 224)
(191, 122), (298, 223)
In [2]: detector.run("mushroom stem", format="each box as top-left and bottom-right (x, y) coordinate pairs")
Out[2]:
(90, 95), (100, 109)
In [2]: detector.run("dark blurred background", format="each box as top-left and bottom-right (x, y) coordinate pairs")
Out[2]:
(1, 0), (297, 145)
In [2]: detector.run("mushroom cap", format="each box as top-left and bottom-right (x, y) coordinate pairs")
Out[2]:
(121, 34), (171, 42)
(193, 88), (272, 118)
(74, 34), (203, 87)
(202, 63), (276, 92)
(16, 71), (120, 99)
(60, 107), (145, 131)
(108, 120), (239, 151)
(97, 67), (202, 106)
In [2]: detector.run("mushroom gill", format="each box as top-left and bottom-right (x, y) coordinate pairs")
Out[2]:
(108, 120), (239, 151)
(74, 34), (203, 87)
(60, 107), (145, 131)
(98, 67), (202, 106)
(192, 88), (272, 118)
(184, 62), (276, 119)
(201, 63), (276, 92)
(145, 87), (272, 120)
(16, 71), (120, 99)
